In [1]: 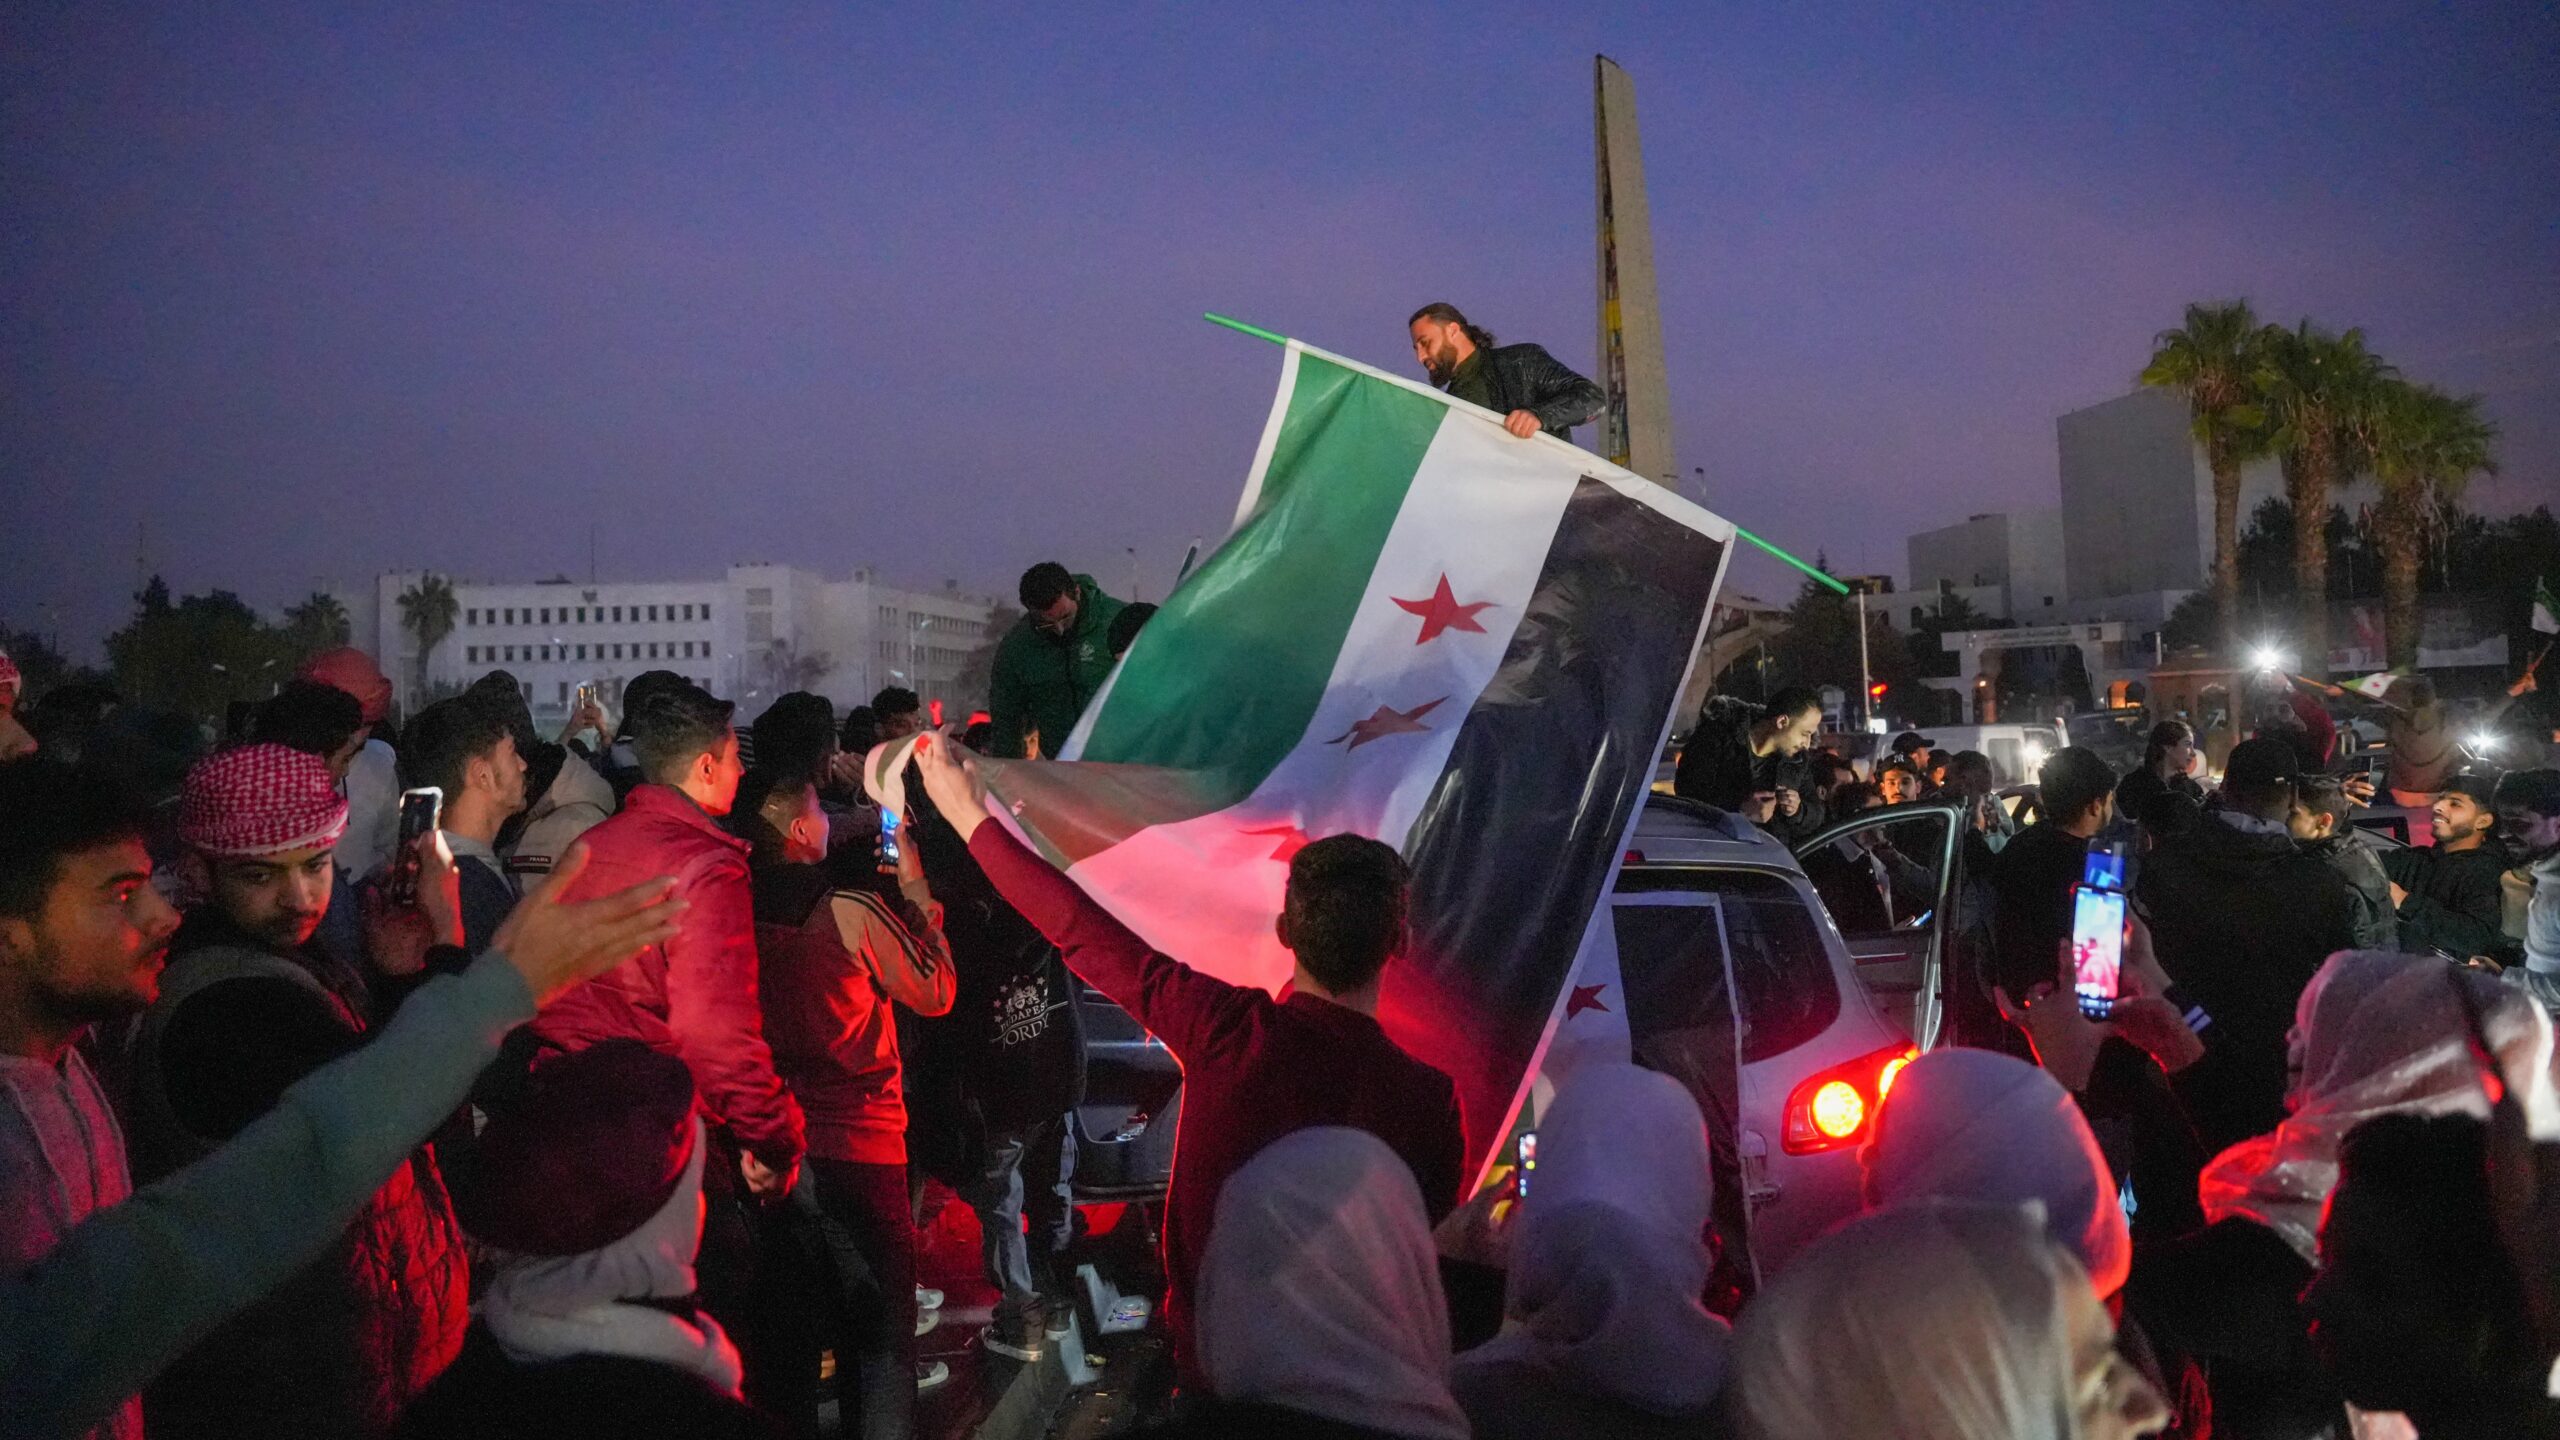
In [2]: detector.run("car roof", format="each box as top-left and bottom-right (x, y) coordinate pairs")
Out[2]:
(1630, 794), (1809, 873)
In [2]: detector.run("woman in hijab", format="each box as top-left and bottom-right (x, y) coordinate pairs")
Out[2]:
(1865, 1049), (2214, 1437)
(401, 1041), (782, 1439)
(1450, 1063), (1732, 1439)
(2128, 950), (2560, 1439)
(1731, 1203), (2169, 1440)
(1144, 1127), (1468, 1440)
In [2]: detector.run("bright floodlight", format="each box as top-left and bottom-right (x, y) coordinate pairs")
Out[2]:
(2251, 646), (2289, 673)
(2469, 731), (2501, 755)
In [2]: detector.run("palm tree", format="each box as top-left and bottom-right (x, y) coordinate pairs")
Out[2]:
(2256, 322), (2394, 674)
(282, 591), (351, 651)
(2140, 302), (2268, 682)
(396, 573), (459, 697)
(2369, 381), (2497, 669)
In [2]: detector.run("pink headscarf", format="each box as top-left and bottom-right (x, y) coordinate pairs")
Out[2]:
(2200, 950), (2560, 1262)
(297, 648), (392, 726)
(179, 743), (351, 858)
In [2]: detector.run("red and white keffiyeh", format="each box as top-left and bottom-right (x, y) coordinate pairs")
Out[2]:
(179, 743), (351, 857)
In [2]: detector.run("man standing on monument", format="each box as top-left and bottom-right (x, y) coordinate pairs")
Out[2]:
(1408, 303), (1606, 442)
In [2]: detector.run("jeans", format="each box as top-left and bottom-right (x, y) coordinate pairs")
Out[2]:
(807, 1159), (919, 1440)
(939, 1118), (1077, 1323)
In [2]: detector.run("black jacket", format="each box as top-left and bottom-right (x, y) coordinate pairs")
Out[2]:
(1672, 696), (1826, 844)
(2382, 842), (2509, 960)
(2305, 830), (2397, 952)
(1444, 343), (1606, 440)
(2136, 816), (2359, 1151)
(2125, 1218), (2342, 1440)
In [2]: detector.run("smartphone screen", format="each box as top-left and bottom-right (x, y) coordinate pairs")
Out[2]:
(878, 807), (902, 867)
(391, 787), (443, 906)
(1515, 1131), (1537, 1201)
(2071, 885), (2127, 1019)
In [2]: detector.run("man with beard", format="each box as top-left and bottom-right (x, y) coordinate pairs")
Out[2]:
(125, 743), (472, 1437)
(0, 761), (179, 1440)
(2382, 771), (2511, 961)
(1406, 303), (1605, 441)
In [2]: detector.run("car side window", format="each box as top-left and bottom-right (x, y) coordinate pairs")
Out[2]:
(1616, 869), (1838, 1065)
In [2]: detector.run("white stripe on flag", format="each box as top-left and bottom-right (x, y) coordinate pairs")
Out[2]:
(1051, 408), (1580, 993)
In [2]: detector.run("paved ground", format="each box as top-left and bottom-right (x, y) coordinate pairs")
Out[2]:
(833, 1184), (1173, 1440)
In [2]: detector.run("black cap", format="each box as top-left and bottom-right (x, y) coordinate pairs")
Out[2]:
(2223, 735), (2302, 791)
(2442, 771), (2500, 805)
(1891, 731), (1938, 755)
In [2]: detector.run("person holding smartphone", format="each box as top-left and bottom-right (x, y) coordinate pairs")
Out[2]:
(124, 743), (480, 1436)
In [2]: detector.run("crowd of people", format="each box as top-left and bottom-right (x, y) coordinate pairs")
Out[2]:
(5, 315), (2560, 1438)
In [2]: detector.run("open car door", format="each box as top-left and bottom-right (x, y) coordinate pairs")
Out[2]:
(1793, 801), (1964, 1049)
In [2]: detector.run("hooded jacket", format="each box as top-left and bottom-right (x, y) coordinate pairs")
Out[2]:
(1671, 695), (1825, 843)
(531, 785), (806, 1172)
(986, 574), (1126, 760)
(2136, 812), (2359, 1150)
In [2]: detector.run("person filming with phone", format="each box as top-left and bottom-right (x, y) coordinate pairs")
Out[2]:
(120, 741), (484, 1436)
(398, 698), (531, 954)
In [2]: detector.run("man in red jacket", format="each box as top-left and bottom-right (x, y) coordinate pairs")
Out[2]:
(531, 682), (806, 1195)
(912, 733), (1464, 1388)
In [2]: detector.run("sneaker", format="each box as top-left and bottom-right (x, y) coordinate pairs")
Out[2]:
(914, 1307), (942, 1339)
(980, 1314), (1047, 1364)
(915, 1285), (945, 1313)
(915, 1359), (951, 1392)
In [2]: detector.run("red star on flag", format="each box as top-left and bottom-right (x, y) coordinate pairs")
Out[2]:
(1565, 983), (1611, 1019)
(1327, 696), (1448, 751)
(1390, 575), (1494, 645)
(1239, 823), (1312, 863)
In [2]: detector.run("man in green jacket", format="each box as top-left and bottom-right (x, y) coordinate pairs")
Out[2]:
(988, 563), (1126, 760)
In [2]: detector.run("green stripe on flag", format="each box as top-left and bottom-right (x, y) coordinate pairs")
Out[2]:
(1077, 351), (1445, 806)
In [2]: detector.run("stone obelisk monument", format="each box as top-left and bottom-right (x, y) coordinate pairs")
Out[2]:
(1594, 55), (1679, 494)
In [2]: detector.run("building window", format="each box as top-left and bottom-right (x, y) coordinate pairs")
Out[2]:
(642, 605), (655, 622)
(576, 644), (588, 662)
(702, 605), (713, 622)
(557, 681), (569, 705)
(610, 606), (622, 623)
(465, 608), (478, 626)
(611, 643), (624, 660)
(646, 642), (658, 659)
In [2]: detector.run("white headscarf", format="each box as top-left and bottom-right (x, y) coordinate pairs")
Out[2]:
(1864, 1048), (2131, 1299)
(478, 1116), (744, 1398)
(1733, 1203), (2089, 1440)
(1455, 1063), (1732, 1416)
(2200, 949), (2560, 1263)
(1195, 1128), (1468, 1440)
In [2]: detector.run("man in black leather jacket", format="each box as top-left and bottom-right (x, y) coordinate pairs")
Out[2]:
(1408, 302), (1606, 441)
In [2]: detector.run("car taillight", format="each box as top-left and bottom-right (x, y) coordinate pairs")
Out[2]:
(1782, 1043), (1919, 1155)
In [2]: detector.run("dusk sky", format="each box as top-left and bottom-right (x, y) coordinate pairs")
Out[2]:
(5, 2), (2554, 661)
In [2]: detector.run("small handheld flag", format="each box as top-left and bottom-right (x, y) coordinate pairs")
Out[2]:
(2533, 577), (2559, 636)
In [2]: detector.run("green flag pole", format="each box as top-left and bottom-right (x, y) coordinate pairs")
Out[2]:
(1202, 312), (1849, 595)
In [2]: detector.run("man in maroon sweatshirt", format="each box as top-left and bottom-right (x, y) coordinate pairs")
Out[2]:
(913, 734), (1465, 1388)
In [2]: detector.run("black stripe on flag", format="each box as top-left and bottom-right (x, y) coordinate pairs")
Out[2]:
(1387, 476), (1728, 1171)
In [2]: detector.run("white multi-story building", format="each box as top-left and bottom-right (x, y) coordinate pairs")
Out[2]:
(337, 564), (1004, 725)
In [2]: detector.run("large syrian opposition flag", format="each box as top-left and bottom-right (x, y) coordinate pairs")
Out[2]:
(979, 338), (1734, 1176)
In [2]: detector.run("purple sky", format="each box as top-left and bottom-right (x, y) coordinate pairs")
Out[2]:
(6, 3), (2554, 661)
